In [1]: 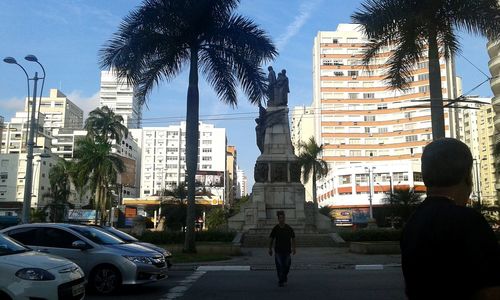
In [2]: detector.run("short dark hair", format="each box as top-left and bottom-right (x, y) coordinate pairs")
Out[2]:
(276, 211), (285, 217)
(421, 138), (473, 188)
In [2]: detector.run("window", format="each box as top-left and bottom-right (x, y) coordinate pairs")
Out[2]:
(339, 175), (351, 184)
(5, 227), (40, 246)
(393, 172), (409, 182)
(202, 140), (212, 145)
(418, 74), (429, 81)
(348, 93), (358, 99)
(334, 71), (344, 76)
(418, 85), (429, 93)
(202, 156), (212, 161)
(413, 172), (423, 182)
(364, 116), (375, 122)
(355, 174), (369, 184)
(405, 135), (418, 142)
(363, 93), (375, 99)
(39, 228), (80, 248)
(378, 127), (388, 133)
(349, 150), (362, 156)
(377, 104), (388, 110)
(202, 148), (212, 153)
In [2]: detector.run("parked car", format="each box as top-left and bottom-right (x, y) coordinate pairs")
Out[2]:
(2, 223), (168, 295)
(91, 225), (173, 268)
(0, 232), (85, 300)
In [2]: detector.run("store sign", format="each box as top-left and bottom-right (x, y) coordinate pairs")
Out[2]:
(68, 209), (96, 221)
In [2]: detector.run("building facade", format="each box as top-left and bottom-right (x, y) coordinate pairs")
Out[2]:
(132, 122), (227, 198)
(236, 167), (248, 198)
(311, 24), (458, 210)
(99, 69), (142, 129)
(487, 26), (500, 198)
(226, 146), (237, 205)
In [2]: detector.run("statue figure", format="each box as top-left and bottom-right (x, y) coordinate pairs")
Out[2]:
(274, 69), (289, 106)
(255, 102), (266, 154)
(267, 66), (276, 106)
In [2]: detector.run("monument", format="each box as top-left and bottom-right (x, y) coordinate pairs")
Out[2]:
(229, 67), (332, 234)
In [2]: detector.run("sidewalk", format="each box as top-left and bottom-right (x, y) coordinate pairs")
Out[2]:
(171, 247), (402, 271)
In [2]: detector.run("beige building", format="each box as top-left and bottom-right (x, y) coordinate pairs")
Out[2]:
(311, 24), (459, 211)
(226, 146), (237, 206)
(29, 89), (83, 135)
(488, 24), (500, 198)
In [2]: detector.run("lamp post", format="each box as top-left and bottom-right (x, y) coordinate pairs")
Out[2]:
(3, 55), (46, 224)
(364, 166), (375, 219)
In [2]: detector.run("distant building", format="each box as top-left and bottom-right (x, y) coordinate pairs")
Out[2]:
(487, 28), (500, 200)
(310, 24), (459, 212)
(226, 146), (237, 205)
(99, 69), (142, 129)
(30, 89), (83, 135)
(131, 122), (227, 199)
(236, 167), (248, 198)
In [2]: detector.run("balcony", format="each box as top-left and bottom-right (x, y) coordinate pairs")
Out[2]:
(488, 54), (500, 76)
(487, 40), (499, 58)
(491, 76), (500, 95)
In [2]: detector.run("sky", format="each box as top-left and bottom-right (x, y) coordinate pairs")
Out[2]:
(0, 0), (495, 189)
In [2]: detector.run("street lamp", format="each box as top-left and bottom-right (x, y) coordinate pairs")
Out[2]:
(364, 166), (375, 219)
(4, 55), (46, 224)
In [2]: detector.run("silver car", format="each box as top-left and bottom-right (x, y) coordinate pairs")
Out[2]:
(2, 223), (168, 295)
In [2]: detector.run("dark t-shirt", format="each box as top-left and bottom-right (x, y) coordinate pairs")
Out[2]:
(401, 196), (500, 299)
(270, 224), (295, 253)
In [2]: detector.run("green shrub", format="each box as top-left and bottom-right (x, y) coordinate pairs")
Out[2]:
(338, 229), (402, 242)
(139, 230), (236, 244)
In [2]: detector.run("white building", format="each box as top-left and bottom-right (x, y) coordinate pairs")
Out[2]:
(131, 122), (227, 198)
(236, 167), (248, 198)
(100, 69), (142, 129)
(309, 24), (459, 212)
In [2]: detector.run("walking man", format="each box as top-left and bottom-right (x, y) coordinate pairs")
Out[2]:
(269, 211), (296, 287)
(401, 138), (500, 299)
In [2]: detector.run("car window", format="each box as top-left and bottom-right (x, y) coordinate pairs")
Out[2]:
(39, 228), (80, 248)
(69, 226), (124, 245)
(105, 227), (138, 242)
(5, 227), (41, 246)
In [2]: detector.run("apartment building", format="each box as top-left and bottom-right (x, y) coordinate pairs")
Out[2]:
(132, 122), (227, 198)
(29, 89), (83, 135)
(226, 146), (237, 205)
(487, 29), (500, 196)
(311, 24), (459, 212)
(100, 69), (142, 129)
(236, 167), (248, 198)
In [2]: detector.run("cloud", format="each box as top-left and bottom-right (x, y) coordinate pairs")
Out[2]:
(65, 90), (100, 119)
(276, 0), (323, 51)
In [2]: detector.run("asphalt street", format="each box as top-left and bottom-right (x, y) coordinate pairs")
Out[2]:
(86, 267), (406, 300)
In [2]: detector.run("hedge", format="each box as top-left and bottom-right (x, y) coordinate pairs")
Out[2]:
(338, 229), (402, 242)
(139, 230), (237, 244)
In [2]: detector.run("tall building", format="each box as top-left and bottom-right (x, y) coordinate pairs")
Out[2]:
(291, 105), (316, 202)
(487, 27), (500, 198)
(226, 146), (237, 205)
(30, 89), (83, 135)
(311, 24), (459, 214)
(1, 112), (51, 154)
(236, 167), (248, 198)
(132, 122), (227, 198)
(99, 69), (142, 129)
(0, 115), (4, 152)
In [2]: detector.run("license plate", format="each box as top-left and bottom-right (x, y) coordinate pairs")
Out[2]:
(72, 282), (85, 296)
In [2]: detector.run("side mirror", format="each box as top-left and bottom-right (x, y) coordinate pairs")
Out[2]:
(72, 240), (88, 250)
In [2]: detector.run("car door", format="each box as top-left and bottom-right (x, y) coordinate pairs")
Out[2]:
(36, 227), (90, 272)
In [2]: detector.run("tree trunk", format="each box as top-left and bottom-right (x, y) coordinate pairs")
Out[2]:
(312, 164), (318, 208)
(94, 181), (101, 225)
(184, 48), (199, 253)
(427, 31), (446, 140)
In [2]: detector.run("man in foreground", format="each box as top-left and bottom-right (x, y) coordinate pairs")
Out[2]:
(269, 211), (296, 287)
(401, 138), (500, 299)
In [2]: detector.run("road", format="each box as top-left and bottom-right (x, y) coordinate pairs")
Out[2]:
(87, 267), (405, 300)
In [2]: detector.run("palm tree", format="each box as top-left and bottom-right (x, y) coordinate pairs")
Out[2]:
(74, 137), (125, 224)
(100, 0), (277, 252)
(85, 106), (129, 144)
(43, 159), (74, 222)
(352, 0), (500, 139)
(297, 137), (329, 208)
(383, 187), (422, 226)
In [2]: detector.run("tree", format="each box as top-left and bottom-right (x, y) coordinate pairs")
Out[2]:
(74, 137), (125, 224)
(43, 159), (74, 222)
(205, 207), (228, 230)
(352, 0), (500, 139)
(100, 0), (277, 252)
(383, 187), (422, 227)
(85, 106), (128, 144)
(297, 137), (329, 207)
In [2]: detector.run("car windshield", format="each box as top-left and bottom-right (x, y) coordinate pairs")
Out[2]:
(0, 234), (30, 256)
(69, 226), (125, 245)
(103, 227), (138, 243)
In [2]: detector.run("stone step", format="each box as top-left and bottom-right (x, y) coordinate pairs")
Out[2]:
(243, 233), (337, 247)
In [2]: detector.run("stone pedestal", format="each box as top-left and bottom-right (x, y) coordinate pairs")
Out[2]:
(229, 106), (333, 234)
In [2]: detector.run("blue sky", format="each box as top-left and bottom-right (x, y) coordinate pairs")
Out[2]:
(0, 0), (494, 189)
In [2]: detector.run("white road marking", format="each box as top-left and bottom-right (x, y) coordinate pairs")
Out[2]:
(197, 265), (251, 271)
(160, 270), (206, 300)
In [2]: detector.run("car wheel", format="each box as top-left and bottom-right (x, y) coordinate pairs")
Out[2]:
(90, 265), (121, 294)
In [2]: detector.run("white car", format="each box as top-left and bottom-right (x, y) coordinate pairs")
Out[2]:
(0, 233), (86, 300)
